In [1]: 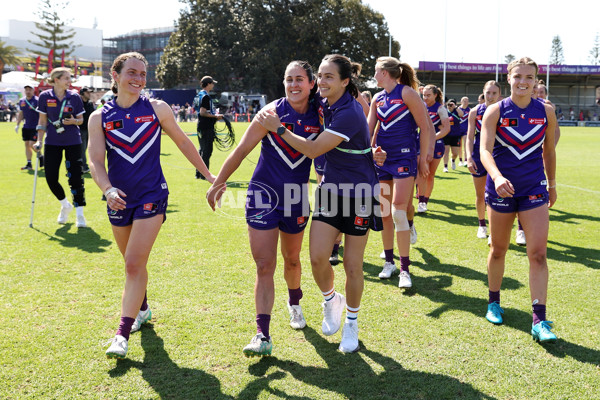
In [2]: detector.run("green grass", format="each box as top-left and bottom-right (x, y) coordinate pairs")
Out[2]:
(1, 121), (599, 399)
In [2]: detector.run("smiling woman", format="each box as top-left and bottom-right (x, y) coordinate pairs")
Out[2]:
(87, 52), (216, 360)
(206, 60), (320, 358)
(479, 56), (558, 343)
(33, 67), (87, 227)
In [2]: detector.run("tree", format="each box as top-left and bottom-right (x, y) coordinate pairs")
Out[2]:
(27, 0), (78, 70)
(549, 35), (564, 65)
(0, 40), (21, 82)
(589, 33), (600, 65)
(504, 54), (515, 64)
(156, 0), (400, 99)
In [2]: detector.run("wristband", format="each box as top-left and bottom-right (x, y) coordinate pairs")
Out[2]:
(36, 124), (46, 131)
(548, 185), (556, 189)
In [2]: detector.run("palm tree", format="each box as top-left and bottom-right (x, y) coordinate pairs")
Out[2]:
(0, 40), (21, 82)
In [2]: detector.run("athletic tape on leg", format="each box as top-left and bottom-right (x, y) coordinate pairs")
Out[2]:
(392, 207), (409, 232)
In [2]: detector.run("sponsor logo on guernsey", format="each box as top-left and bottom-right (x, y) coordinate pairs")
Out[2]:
(126, 114), (131, 119)
(161, 183), (167, 189)
(107, 111), (117, 119)
(529, 194), (544, 201)
(135, 115), (154, 123)
(377, 101), (385, 107)
(390, 99), (404, 105)
(251, 220), (267, 224)
(105, 120), (124, 131)
(401, 148), (410, 153)
(528, 118), (545, 125)
(500, 118), (518, 127)
(304, 125), (320, 133)
(47, 99), (57, 107)
(297, 216), (306, 225)
(476, 115), (482, 120)
(397, 166), (409, 173)
(521, 113), (526, 119)
(541, 180), (547, 186)
(143, 203), (157, 212)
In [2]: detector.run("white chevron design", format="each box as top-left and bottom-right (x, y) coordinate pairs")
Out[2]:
(380, 109), (410, 131)
(502, 122), (543, 142)
(377, 103), (401, 118)
(106, 126), (161, 164)
(267, 132), (317, 169)
(107, 121), (152, 143)
(495, 135), (544, 160)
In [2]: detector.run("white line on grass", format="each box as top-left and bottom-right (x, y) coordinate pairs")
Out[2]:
(559, 183), (600, 195)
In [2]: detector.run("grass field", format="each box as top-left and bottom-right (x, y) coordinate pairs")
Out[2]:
(0, 121), (599, 400)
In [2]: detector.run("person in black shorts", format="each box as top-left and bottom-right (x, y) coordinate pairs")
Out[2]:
(193, 76), (223, 178)
(15, 85), (40, 170)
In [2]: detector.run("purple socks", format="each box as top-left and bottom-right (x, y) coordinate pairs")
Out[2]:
(140, 292), (148, 312)
(400, 256), (410, 273)
(256, 314), (271, 339)
(479, 219), (486, 227)
(384, 249), (394, 264)
(116, 317), (135, 340)
(488, 290), (500, 304)
(288, 287), (303, 306)
(532, 304), (546, 325)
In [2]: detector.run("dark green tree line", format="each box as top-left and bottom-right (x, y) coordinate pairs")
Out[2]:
(157, 0), (399, 98)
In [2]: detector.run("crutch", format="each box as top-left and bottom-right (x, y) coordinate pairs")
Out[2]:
(29, 152), (41, 228)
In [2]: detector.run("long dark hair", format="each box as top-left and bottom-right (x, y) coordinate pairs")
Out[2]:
(110, 52), (148, 94)
(424, 84), (443, 104)
(322, 54), (361, 98)
(285, 60), (317, 100)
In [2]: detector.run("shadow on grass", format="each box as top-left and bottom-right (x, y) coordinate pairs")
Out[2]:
(26, 169), (45, 178)
(401, 273), (600, 368)
(32, 225), (112, 253)
(509, 239), (600, 270)
(238, 326), (496, 400)
(415, 248), (524, 290)
(550, 207), (600, 225)
(109, 327), (233, 399)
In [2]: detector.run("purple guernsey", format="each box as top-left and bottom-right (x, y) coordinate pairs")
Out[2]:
(102, 96), (168, 207)
(485, 97), (548, 197)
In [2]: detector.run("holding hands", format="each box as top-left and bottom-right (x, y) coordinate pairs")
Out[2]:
(105, 187), (127, 211)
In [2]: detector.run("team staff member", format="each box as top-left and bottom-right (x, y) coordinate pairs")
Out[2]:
(89, 52), (215, 359)
(15, 84), (40, 170)
(418, 84), (450, 212)
(368, 56), (431, 288)
(33, 67), (87, 227)
(480, 57), (557, 343)
(257, 54), (385, 354)
(193, 76), (223, 178)
(442, 99), (463, 172)
(466, 80), (501, 239)
(207, 61), (320, 358)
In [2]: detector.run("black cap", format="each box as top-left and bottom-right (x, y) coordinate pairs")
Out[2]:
(79, 86), (94, 95)
(201, 76), (217, 86)
(24, 84), (33, 89)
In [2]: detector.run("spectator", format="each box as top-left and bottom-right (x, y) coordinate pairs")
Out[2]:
(79, 87), (96, 173)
